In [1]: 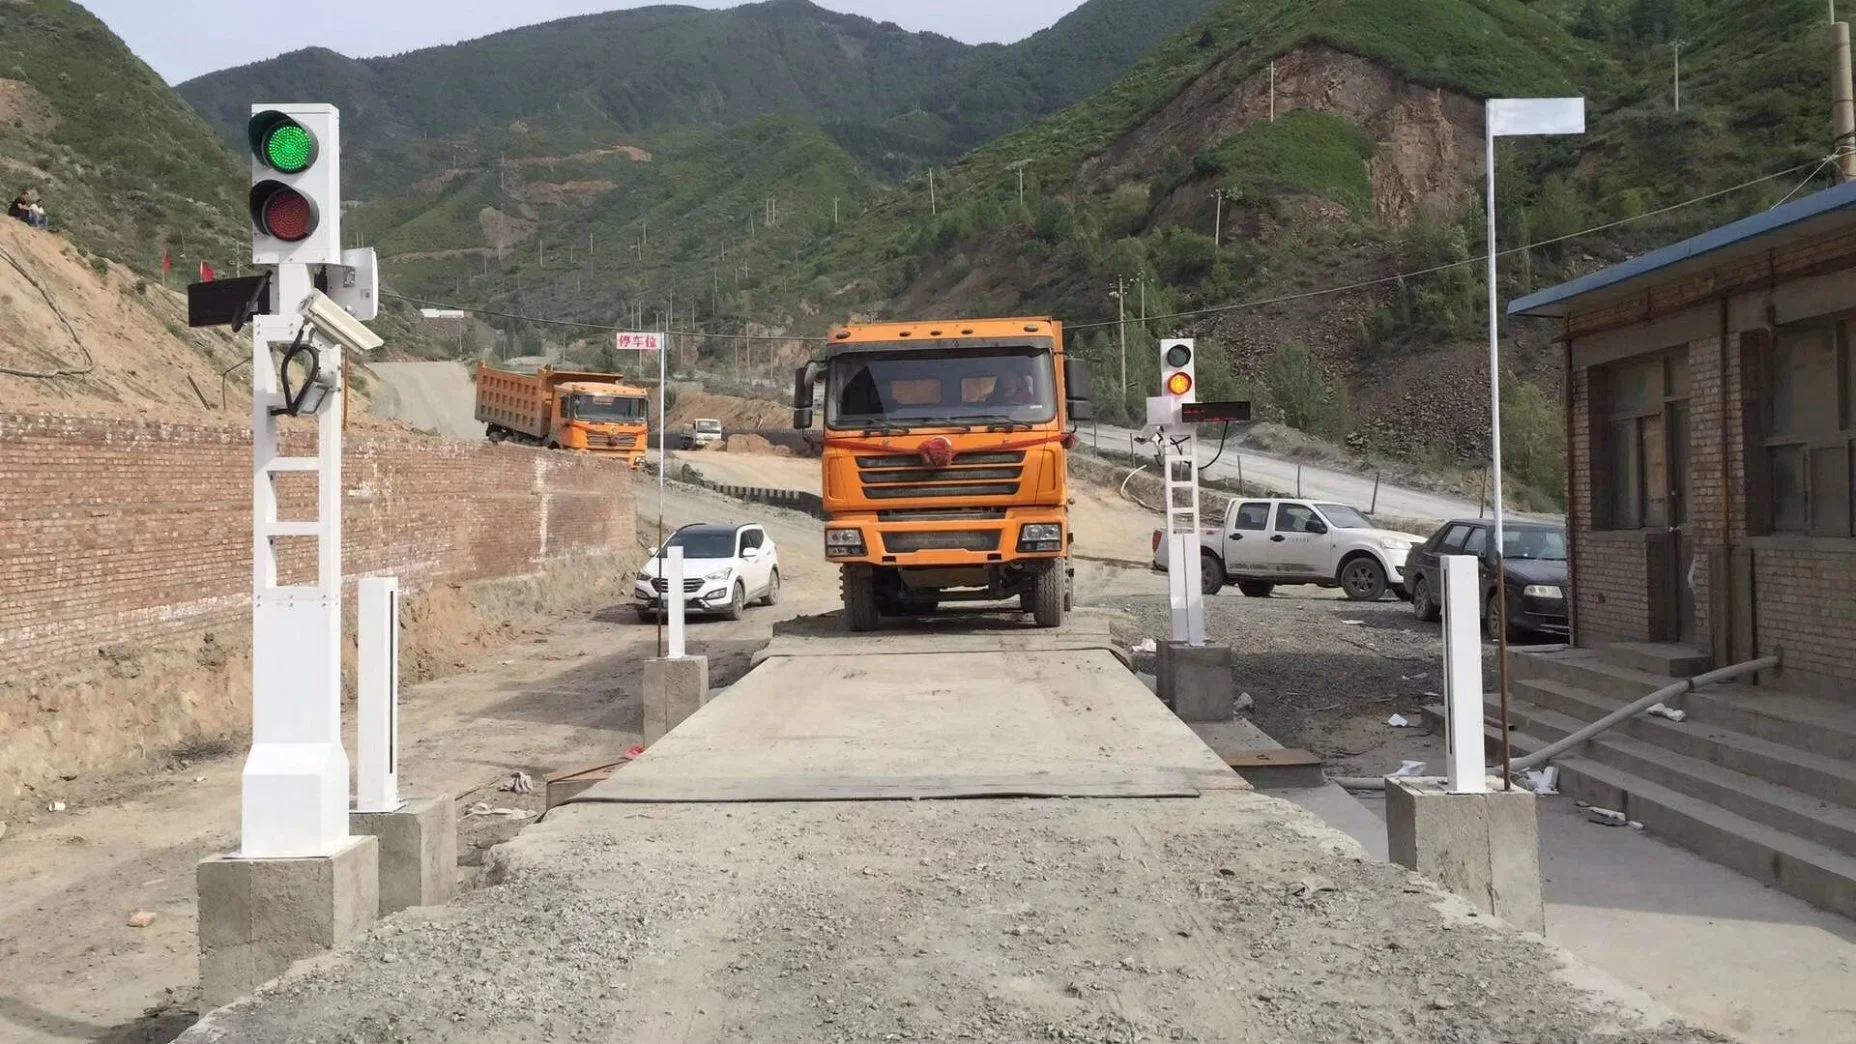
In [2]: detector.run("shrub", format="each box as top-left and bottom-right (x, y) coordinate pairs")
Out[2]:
(1266, 342), (1338, 434)
(1502, 380), (1565, 508)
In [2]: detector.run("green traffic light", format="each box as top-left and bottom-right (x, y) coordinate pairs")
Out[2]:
(264, 125), (316, 174)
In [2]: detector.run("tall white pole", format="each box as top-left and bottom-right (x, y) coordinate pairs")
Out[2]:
(355, 576), (400, 814)
(1441, 556), (1488, 794)
(1486, 120), (1505, 570)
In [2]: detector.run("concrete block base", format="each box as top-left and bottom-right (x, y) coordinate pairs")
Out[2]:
(197, 835), (379, 1007)
(644, 655), (710, 745)
(350, 795), (457, 915)
(1157, 642), (1235, 722)
(1387, 778), (1544, 933)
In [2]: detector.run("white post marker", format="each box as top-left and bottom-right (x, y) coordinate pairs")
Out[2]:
(1440, 555), (1487, 794)
(355, 576), (401, 814)
(667, 546), (687, 659)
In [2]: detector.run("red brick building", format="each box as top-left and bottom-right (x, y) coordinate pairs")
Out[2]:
(1512, 182), (1856, 699)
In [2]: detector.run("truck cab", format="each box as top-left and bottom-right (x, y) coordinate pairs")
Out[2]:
(556, 382), (652, 468)
(795, 317), (1092, 631)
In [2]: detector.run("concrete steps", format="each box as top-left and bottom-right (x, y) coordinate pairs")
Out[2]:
(1421, 643), (1856, 919)
(1515, 677), (1856, 809)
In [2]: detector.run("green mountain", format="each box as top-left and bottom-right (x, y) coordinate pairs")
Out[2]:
(177, 0), (1227, 192)
(0, 0), (245, 273)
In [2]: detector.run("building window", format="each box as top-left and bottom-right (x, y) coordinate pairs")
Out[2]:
(1759, 318), (1855, 536)
(1596, 351), (1686, 530)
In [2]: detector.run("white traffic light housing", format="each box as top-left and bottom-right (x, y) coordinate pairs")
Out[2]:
(249, 104), (341, 266)
(1161, 338), (1196, 403)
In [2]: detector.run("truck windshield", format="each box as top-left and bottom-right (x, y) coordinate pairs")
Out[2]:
(1315, 504), (1375, 529)
(695, 420), (723, 433)
(827, 347), (1058, 430)
(569, 395), (648, 423)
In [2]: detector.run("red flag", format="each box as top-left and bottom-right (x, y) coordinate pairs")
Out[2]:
(200, 261), (216, 282)
(161, 251), (172, 274)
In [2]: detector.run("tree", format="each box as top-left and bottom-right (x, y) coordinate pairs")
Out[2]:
(1266, 342), (1336, 433)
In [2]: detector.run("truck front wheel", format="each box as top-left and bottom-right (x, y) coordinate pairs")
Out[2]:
(1030, 560), (1066, 628)
(1200, 551), (1225, 596)
(1339, 555), (1388, 602)
(841, 567), (880, 633)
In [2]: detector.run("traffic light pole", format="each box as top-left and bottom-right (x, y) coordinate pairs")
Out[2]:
(242, 258), (351, 859)
(1162, 431), (1206, 648)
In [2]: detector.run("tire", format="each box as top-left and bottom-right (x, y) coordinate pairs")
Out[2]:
(1339, 555), (1388, 602)
(760, 569), (781, 607)
(1485, 591), (1521, 642)
(1032, 560), (1067, 628)
(1200, 551), (1225, 596)
(1236, 581), (1275, 598)
(842, 567), (880, 633)
(722, 582), (746, 622)
(1411, 575), (1441, 623)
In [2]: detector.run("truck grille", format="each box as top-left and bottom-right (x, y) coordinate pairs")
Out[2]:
(877, 508), (1009, 522)
(882, 531), (1002, 553)
(857, 452), (1026, 502)
(590, 434), (639, 449)
(650, 578), (704, 594)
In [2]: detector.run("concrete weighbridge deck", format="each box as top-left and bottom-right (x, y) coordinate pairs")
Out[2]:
(178, 613), (1706, 1044)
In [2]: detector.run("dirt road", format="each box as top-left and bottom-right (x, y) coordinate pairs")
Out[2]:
(0, 483), (835, 1044)
(368, 361), (480, 439)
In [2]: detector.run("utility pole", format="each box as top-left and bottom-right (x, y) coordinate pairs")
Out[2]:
(1672, 40), (1684, 112)
(833, 197), (840, 226)
(1835, 5), (1856, 178)
(1016, 163), (1026, 207)
(929, 167), (938, 217)
(1213, 189), (1225, 245)
(1115, 277), (1128, 413)
(1269, 61), (1277, 123)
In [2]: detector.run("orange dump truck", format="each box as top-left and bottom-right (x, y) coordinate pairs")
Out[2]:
(793, 317), (1094, 631)
(475, 364), (650, 468)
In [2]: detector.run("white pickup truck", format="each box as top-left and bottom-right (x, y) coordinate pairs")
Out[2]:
(1152, 498), (1429, 602)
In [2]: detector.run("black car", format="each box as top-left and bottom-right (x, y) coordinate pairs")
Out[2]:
(1406, 519), (1569, 640)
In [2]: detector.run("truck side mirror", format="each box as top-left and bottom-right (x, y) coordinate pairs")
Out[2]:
(793, 363), (817, 430)
(1069, 399), (1095, 423)
(1063, 356), (1094, 404)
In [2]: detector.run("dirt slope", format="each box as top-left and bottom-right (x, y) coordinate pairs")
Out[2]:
(0, 221), (251, 418)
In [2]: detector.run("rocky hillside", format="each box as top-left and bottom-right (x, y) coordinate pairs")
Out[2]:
(0, 0), (245, 278)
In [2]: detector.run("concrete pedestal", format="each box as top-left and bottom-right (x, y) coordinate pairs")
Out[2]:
(1387, 777), (1544, 933)
(1157, 642), (1234, 722)
(197, 835), (379, 1007)
(644, 655), (710, 745)
(349, 795), (456, 915)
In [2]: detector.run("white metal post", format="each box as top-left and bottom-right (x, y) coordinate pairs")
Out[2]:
(1441, 555), (1487, 794)
(242, 261), (351, 859)
(667, 546), (687, 659)
(1163, 436), (1206, 647)
(355, 576), (401, 814)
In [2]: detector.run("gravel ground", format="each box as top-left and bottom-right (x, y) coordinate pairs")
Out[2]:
(178, 794), (1722, 1044)
(1102, 585), (1545, 779)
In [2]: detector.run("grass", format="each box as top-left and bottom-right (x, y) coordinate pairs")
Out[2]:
(1206, 111), (1378, 212)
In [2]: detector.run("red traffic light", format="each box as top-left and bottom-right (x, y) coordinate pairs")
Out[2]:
(251, 181), (319, 242)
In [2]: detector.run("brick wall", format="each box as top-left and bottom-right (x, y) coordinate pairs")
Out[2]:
(1753, 546), (1856, 687)
(0, 413), (637, 682)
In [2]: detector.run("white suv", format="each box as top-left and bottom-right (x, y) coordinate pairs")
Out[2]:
(635, 523), (781, 621)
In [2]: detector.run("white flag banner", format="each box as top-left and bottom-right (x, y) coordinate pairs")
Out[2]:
(1488, 97), (1586, 137)
(614, 331), (665, 351)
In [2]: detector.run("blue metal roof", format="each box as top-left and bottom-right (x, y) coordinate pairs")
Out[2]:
(1508, 178), (1856, 319)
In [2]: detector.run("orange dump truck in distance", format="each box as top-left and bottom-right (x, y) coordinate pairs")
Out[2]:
(793, 317), (1094, 631)
(475, 363), (650, 468)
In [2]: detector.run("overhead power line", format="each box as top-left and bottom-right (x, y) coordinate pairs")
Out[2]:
(379, 291), (829, 343)
(1068, 157), (1830, 332)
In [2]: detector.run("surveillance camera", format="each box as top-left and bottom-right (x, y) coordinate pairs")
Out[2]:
(300, 289), (383, 353)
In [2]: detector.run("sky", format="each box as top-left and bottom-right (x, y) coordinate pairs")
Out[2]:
(85, 0), (1091, 84)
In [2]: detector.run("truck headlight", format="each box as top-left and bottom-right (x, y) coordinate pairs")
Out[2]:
(1017, 524), (1064, 553)
(825, 529), (866, 557)
(1524, 585), (1565, 600)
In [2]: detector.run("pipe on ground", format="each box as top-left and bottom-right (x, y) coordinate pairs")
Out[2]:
(1331, 654), (1780, 791)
